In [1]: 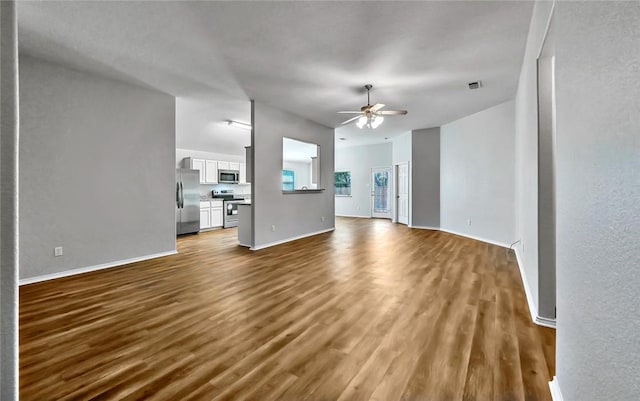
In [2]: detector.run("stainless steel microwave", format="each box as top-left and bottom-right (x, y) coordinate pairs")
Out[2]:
(218, 169), (239, 184)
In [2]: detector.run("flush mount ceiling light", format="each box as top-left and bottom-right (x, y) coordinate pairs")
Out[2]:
(226, 120), (252, 130)
(338, 84), (407, 129)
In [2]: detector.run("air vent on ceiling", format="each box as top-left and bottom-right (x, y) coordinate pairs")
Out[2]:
(468, 81), (482, 90)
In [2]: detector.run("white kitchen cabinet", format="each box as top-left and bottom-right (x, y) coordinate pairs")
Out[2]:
(200, 208), (211, 230)
(217, 161), (230, 170)
(205, 160), (218, 184)
(200, 200), (223, 230)
(229, 162), (240, 171)
(183, 158), (206, 183)
(211, 200), (223, 227)
(239, 163), (247, 184)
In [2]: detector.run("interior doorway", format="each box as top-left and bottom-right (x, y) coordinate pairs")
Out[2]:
(371, 167), (392, 218)
(395, 162), (410, 225)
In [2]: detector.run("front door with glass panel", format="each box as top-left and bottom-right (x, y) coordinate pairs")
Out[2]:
(371, 167), (392, 219)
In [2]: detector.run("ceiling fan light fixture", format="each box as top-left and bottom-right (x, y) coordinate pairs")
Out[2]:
(338, 85), (406, 129)
(371, 115), (384, 129)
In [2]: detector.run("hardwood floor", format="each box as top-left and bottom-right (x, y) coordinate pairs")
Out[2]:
(20, 217), (555, 400)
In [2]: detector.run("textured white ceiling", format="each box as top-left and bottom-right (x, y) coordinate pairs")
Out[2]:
(17, 1), (533, 151)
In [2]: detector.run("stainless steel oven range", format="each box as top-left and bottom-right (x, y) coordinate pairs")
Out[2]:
(212, 190), (245, 228)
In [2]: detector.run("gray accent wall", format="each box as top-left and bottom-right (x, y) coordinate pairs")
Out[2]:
(554, 2), (640, 400)
(514, 0), (554, 319)
(252, 101), (334, 248)
(440, 100), (516, 246)
(335, 142), (392, 218)
(1, 1), (19, 398)
(411, 128), (440, 228)
(19, 55), (176, 280)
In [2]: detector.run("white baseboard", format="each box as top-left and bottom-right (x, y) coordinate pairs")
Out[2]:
(439, 228), (510, 249)
(408, 225), (439, 230)
(514, 247), (557, 329)
(19, 250), (177, 286)
(549, 377), (564, 401)
(335, 214), (370, 219)
(251, 228), (335, 251)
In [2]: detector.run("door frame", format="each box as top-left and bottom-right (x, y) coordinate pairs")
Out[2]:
(370, 166), (393, 219)
(393, 161), (411, 225)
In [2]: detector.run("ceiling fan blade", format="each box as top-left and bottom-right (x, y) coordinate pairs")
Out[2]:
(340, 115), (363, 125)
(370, 103), (386, 112)
(337, 111), (363, 114)
(377, 110), (408, 115)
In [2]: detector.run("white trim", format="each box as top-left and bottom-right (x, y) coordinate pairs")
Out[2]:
(439, 228), (510, 249)
(549, 377), (564, 401)
(251, 228), (335, 251)
(514, 247), (557, 329)
(536, 315), (556, 329)
(409, 225), (439, 231)
(536, 0), (556, 59)
(335, 214), (370, 219)
(19, 250), (177, 286)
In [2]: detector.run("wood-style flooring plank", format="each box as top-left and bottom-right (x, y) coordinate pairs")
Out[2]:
(19, 217), (555, 400)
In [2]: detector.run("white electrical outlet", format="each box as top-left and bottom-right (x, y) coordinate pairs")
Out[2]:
(54, 246), (63, 257)
(467, 219), (472, 226)
(321, 216), (325, 222)
(271, 225), (276, 232)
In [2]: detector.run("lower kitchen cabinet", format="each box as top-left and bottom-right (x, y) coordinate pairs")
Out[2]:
(200, 200), (224, 230)
(211, 202), (223, 227)
(200, 208), (211, 230)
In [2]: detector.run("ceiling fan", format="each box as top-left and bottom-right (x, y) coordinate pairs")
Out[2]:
(338, 84), (408, 129)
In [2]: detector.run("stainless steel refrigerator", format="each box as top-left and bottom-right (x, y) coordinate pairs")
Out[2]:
(176, 169), (200, 235)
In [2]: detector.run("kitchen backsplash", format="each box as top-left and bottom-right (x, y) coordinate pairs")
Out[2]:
(199, 183), (251, 198)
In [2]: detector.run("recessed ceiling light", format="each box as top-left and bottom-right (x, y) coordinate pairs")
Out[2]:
(226, 120), (252, 130)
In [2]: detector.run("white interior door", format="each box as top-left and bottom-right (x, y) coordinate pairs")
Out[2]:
(396, 162), (409, 225)
(371, 167), (392, 218)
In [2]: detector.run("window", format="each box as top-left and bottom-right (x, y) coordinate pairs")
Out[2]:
(334, 171), (351, 196)
(282, 170), (295, 191)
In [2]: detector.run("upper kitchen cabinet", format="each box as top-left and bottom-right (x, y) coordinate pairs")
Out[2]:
(183, 157), (206, 183)
(217, 161), (230, 170)
(229, 162), (240, 171)
(205, 160), (218, 184)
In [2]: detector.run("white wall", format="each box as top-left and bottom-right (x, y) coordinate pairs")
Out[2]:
(411, 128), (440, 228)
(554, 2), (640, 400)
(440, 99), (516, 246)
(283, 160), (311, 190)
(19, 55), (176, 280)
(175, 148), (244, 168)
(252, 101), (334, 248)
(0, 1), (19, 398)
(335, 142), (392, 218)
(514, 0), (554, 320)
(392, 131), (412, 165)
